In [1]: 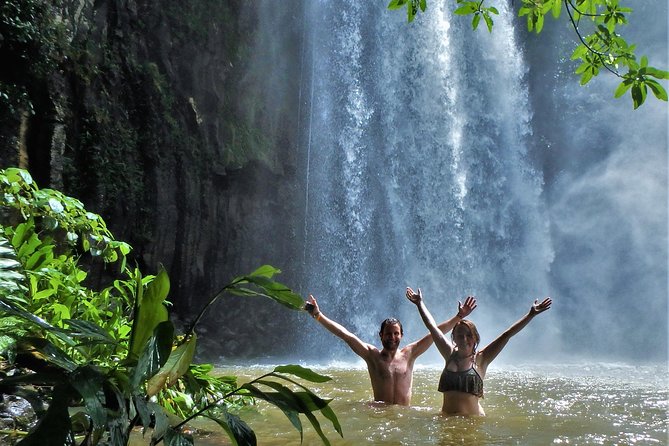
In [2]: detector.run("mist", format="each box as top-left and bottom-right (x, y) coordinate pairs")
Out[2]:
(217, 0), (667, 364)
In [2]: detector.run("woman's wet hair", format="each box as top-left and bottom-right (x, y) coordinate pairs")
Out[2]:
(452, 319), (480, 352)
(380, 318), (403, 335)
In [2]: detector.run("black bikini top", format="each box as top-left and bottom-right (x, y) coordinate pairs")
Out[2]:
(438, 363), (484, 397)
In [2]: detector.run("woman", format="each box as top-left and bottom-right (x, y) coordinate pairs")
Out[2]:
(406, 287), (552, 416)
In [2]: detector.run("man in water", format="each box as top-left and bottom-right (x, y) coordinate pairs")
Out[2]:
(304, 292), (477, 405)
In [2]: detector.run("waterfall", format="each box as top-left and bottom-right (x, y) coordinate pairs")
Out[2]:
(237, 0), (667, 362)
(296, 1), (554, 359)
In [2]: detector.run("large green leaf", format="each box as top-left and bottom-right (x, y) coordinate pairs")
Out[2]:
(261, 377), (343, 438)
(131, 320), (175, 391)
(253, 379), (337, 446)
(0, 298), (77, 347)
(64, 318), (119, 345)
(129, 266), (170, 359)
(241, 384), (303, 439)
(134, 396), (170, 442)
(0, 234), (27, 298)
(146, 333), (197, 397)
(256, 380), (331, 412)
(17, 337), (78, 372)
(205, 408), (257, 446)
(228, 269), (303, 310)
(69, 365), (108, 444)
(273, 364), (332, 383)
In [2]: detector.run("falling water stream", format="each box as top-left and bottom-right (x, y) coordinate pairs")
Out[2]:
(199, 0), (668, 444)
(294, 1), (556, 359)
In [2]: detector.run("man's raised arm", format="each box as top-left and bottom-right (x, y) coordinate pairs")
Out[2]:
(305, 294), (375, 359)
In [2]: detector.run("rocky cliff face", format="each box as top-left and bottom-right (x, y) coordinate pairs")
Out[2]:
(0, 0), (307, 357)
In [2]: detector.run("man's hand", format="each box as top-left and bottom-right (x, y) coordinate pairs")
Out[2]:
(457, 296), (477, 319)
(305, 294), (321, 317)
(530, 297), (552, 316)
(406, 287), (422, 305)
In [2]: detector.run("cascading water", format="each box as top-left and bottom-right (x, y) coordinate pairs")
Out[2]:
(296, 1), (555, 360)
(235, 0), (666, 363)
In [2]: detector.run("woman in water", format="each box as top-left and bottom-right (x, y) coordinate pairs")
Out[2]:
(406, 287), (552, 416)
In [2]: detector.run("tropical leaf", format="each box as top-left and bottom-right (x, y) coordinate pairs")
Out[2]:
(387, 0), (408, 10)
(241, 385), (303, 439)
(129, 266), (170, 359)
(228, 271), (303, 310)
(646, 79), (668, 100)
(64, 318), (119, 345)
(133, 396), (170, 442)
(205, 408), (257, 446)
(273, 364), (332, 383)
(146, 333), (197, 397)
(0, 298), (77, 347)
(0, 234), (27, 298)
(17, 337), (78, 372)
(69, 365), (108, 444)
(131, 320), (175, 391)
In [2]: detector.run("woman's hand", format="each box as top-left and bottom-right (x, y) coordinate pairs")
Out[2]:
(406, 287), (422, 305)
(457, 296), (477, 318)
(304, 294), (321, 317)
(530, 297), (552, 315)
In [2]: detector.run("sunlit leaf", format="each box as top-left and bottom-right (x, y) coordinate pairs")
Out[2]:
(247, 264), (280, 279)
(484, 14), (493, 32)
(454, 5), (471, 15)
(146, 333), (196, 397)
(129, 266), (170, 359)
(472, 13), (481, 30)
(551, 0), (561, 18)
(387, 0), (407, 10)
(614, 79), (633, 98)
(273, 365), (332, 383)
(646, 79), (668, 101)
(645, 67), (669, 80)
(0, 298), (76, 347)
(47, 198), (64, 213)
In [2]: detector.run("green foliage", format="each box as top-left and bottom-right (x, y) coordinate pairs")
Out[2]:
(454, 0), (499, 32)
(389, 0), (668, 108)
(0, 0), (67, 117)
(0, 167), (341, 446)
(388, 0), (427, 23)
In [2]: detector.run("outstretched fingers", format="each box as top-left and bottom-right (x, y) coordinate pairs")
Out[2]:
(305, 294), (320, 315)
(406, 287), (421, 304)
(532, 297), (552, 314)
(458, 295), (477, 318)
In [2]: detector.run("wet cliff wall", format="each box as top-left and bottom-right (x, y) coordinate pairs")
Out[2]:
(0, 0), (306, 355)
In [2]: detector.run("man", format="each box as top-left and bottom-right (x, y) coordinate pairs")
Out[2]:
(304, 291), (477, 405)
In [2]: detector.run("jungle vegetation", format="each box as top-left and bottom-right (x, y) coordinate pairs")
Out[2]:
(0, 167), (342, 446)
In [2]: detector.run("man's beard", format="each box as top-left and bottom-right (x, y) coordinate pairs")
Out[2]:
(382, 339), (399, 350)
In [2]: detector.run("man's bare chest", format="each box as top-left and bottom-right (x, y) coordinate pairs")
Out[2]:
(372, 356), (411, 379)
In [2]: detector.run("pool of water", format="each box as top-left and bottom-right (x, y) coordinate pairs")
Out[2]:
(164, 362), (668, 445)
